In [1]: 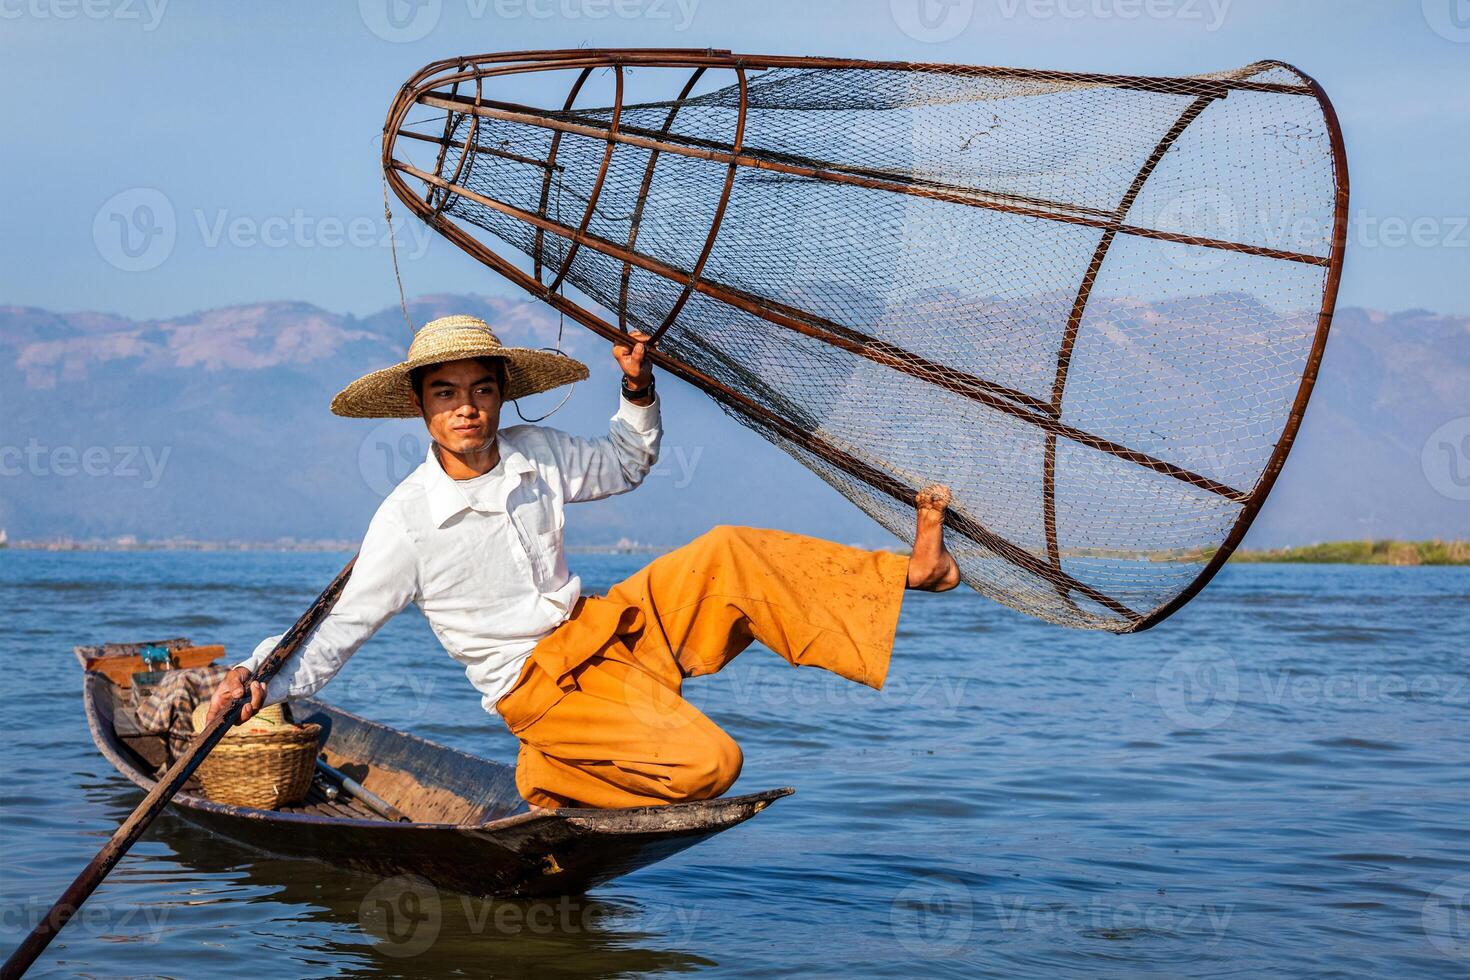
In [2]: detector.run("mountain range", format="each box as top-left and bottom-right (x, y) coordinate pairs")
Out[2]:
(2, 294), (1465, 547)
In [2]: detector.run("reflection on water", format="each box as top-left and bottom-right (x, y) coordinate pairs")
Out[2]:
(40, 779), (715, 978)
(1, 552), (1467, 977)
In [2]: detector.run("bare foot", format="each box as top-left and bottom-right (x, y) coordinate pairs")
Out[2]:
(907, 484), (962, 592)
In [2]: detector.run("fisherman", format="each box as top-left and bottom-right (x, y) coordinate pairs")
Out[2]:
(207, 315), (960, 809)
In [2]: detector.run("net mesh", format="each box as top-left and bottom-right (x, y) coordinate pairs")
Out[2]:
(387, 54), (1345, 632)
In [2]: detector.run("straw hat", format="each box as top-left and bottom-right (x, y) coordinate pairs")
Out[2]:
(330, 314), (588, 418)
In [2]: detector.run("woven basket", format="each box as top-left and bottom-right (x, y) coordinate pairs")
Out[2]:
(189, 703), (321, 809)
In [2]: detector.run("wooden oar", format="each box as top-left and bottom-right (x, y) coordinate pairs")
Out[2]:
(0, 558), (356, 980)
(315, 758), (413, 822)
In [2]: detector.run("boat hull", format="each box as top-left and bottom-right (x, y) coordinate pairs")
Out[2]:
(82, 669), (790, 898)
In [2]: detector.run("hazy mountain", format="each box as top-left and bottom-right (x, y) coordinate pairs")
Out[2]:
(1, 295), (1464, 547)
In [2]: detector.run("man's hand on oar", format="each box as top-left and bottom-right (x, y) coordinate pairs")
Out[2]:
(206, 666), (266, 725)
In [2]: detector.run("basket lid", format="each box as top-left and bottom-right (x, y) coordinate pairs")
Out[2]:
(191, 700), (291, 736)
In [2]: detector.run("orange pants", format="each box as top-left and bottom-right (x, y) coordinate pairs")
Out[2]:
(495, 525), (910, 809)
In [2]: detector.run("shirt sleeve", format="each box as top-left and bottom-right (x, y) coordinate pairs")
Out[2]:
(541, 391), (663, 503)
(233, 514), (419, 707)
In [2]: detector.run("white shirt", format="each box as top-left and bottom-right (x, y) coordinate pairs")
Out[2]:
(236, 394), (661, 714)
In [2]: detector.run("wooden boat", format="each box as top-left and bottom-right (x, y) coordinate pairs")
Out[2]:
(79, 641), (790, 897)
(76, 637), (226, 688)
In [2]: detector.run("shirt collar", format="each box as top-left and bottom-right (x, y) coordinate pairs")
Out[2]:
(421, 435), (537, 528)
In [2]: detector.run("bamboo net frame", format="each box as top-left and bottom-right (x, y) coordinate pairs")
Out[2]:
(382, 49), (1349, 633)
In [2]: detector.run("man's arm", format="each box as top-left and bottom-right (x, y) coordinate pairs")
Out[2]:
(541, 330), (662, 503)
(540, 391), (662, 504)
(206, 514), (419, 722)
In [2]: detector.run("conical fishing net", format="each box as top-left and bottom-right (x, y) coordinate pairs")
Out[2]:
(384, 51), (1348, 632)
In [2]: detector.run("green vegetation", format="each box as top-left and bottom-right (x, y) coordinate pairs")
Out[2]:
(1228, 539), (1470, 566)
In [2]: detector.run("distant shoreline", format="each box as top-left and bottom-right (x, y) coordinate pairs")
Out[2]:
(4, 538), (1464, 565)
(1223, 540), (1469, 566)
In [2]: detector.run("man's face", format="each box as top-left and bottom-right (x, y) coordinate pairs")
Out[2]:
(413, 358), (504, 456)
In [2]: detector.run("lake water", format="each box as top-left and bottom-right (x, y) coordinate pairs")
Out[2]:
(1, 550), (1466, 977)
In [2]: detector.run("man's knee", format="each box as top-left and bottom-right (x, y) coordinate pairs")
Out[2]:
(697, 524), (740, 549)
(666, 728), (744, 802)
(691, 524), (771, 563)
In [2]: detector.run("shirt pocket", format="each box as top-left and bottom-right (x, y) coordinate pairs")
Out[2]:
(534, 525), (567, 585)
(509, 476), (564, 586)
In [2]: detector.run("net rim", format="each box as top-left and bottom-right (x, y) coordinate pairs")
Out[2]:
(380, 51), (1351, 634)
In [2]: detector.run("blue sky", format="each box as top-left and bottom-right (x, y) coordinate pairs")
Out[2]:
(1, 0), (1466, 321)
